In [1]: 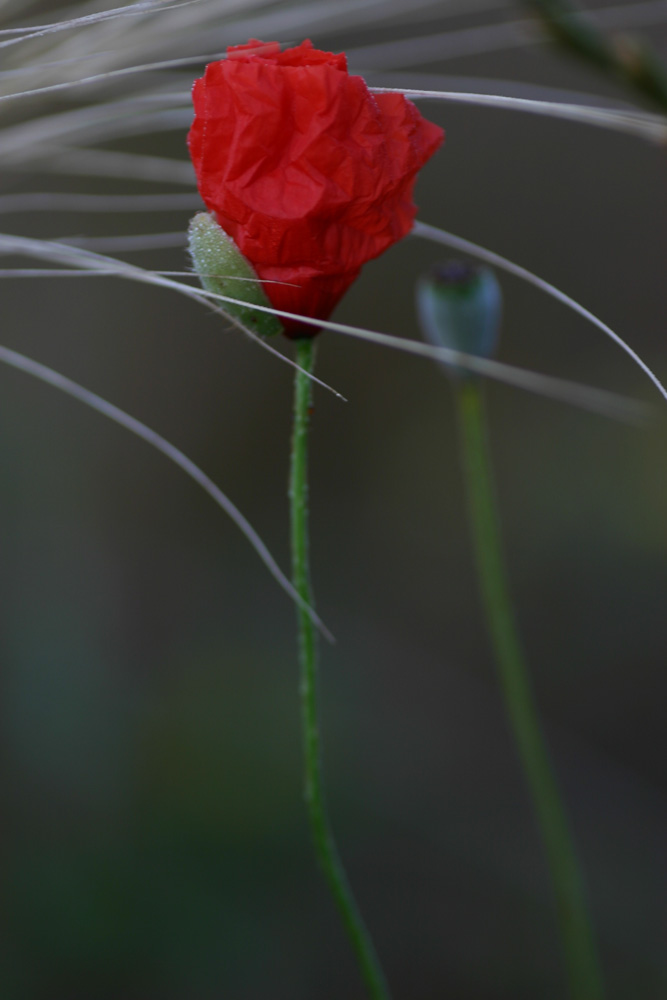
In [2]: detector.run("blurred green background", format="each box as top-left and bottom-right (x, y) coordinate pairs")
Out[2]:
(1, 1), (666, 997)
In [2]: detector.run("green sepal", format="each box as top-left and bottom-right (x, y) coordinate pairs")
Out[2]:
(188, 213), (283, 337)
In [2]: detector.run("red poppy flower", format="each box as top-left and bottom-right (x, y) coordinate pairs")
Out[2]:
(188, 39), (444, 337)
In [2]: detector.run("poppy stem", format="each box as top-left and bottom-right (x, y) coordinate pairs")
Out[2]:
(290, 337), (391, 1000)
(454, 378), (604, 1000)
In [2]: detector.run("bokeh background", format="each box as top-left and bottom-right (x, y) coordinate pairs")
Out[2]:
(1, 1), (666, 997)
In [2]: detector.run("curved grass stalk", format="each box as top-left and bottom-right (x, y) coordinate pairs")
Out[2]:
(0, 341), (331, 640)
(369, 71), (640, 108)
(0, 268), (192, 277)
(7, 52), (665, 144)
(0, 233), (646, 422)
(39, 148), (195, 185)
(0, 0), (198, 48)
(228, 0), (469, 48)
(349, 1), (667, 70)
(59, 231), (188, 251)
(0, 51), (225, 103)
(28, 80), (656, 156)
(348, 20), (541, 70)
(0, 103), (192, 159)
(34, 221), (651, 423)
(412, 220), (667, 405)
(1, 0), (498, 72)
(0, 233), (346, 401)
(0, 42), (192, 83)
(0, 51), (159, 82)
(0, 270), (290, 284)
(10, 71), (655, 157)
(371, 86), (667, 142)
(0, 192), (201, 213)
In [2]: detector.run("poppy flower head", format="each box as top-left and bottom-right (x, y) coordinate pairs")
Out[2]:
(188, 39), (444, 337)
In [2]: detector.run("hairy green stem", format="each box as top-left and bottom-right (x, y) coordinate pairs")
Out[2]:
(455, 379), (603, 1000)
(290, 337), (391, 1000)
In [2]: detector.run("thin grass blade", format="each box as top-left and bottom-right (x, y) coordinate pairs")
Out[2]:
(412, 220), (667, 405)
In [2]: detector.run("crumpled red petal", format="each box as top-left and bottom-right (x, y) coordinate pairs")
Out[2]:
(188, 39), (444, 336)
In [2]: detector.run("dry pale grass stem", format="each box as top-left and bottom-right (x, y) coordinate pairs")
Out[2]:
(0, 0), (663, 566)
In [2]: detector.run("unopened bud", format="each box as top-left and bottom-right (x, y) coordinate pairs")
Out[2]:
(188, 213), (283, 337)
(416, 261), (502, 378)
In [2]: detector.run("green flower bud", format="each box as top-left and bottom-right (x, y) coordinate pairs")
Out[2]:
(416, 261), (502, 378)
(188, 212), (283, 337)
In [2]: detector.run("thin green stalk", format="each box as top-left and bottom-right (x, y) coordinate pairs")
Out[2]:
(290, 337), (391, 1000)
(524, 0), (667, 111)
(455, 378), (603, 1000)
